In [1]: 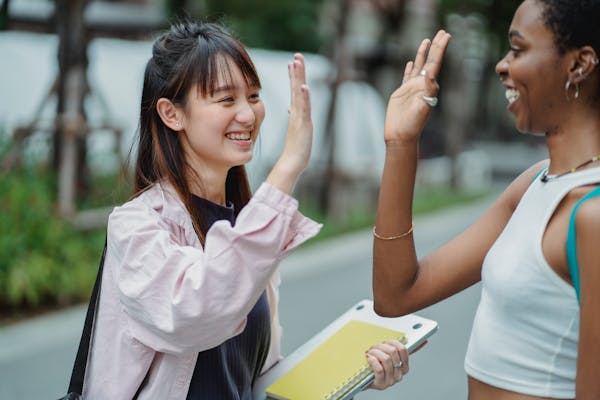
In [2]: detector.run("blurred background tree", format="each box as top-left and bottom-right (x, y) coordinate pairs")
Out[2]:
(439, 0), (521, 50)
(166, 0), (325, 52)
(1, 0), (544, 318)
(0, 0), (9, 29)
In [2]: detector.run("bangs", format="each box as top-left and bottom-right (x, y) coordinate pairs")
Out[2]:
(194, 37), (261, 97)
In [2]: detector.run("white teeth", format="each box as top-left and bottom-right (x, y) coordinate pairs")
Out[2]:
(227, 132), (251, 140)
(505, 88), (520, 104)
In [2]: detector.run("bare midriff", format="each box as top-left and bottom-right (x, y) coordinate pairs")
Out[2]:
(468, 376), (572, 400)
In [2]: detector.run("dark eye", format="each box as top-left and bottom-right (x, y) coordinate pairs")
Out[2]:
(249, 92), (261, 102)
(509, 47), (521, 56)
(220, 96), (234, 103)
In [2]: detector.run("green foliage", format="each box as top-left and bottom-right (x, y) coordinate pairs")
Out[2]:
(413, 186), (488, 215)
(203, 0), (325, 52)
(439, 0), (522, 54)
(0, 162), (105, 316)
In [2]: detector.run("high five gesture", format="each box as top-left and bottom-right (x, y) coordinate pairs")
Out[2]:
(384, 30), (451, 143)
(267, 53), (314, 194)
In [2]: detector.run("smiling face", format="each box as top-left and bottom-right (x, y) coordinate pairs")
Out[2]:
(496, 0), (570, 134)
(178, 56), (265, 178)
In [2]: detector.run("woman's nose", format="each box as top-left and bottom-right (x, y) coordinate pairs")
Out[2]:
(496, 56), (509, 79)
(236, 101), (256, 125)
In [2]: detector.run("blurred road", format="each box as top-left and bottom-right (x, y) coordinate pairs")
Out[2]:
(0, 191), (497, 400)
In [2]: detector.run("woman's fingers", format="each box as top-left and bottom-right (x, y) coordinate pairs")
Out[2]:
(366, 340), (409, 390)
(383, 30), (450, 142)
(288, 61), (297, 108)
(423, 70), (440, 98)
(402, 61), (413, 84)
(421, 30), (452, 81)
(284, 53), (313, 171)
(289, 54), (310, 117)
(404, 30), (451, 84)
(266, 53), (313, 193)
(366, 351), (386, 387)
(410, 38), (431, 78)
(294, 53), (307, 84)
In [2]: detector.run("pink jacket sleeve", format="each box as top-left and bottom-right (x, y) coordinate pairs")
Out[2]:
(107, 182), (321, 355)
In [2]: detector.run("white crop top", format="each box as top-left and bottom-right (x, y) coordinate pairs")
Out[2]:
(465, 166), (600, 398)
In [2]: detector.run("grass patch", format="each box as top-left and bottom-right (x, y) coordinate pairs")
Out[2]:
(413, 187), (489, 215)
(299, 187), (489, 244)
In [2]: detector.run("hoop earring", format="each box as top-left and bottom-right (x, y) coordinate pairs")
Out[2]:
(565, 79), (580, 101)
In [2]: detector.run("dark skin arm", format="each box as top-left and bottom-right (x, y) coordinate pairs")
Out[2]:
(372, 30), (545, 316)
(573, 199), (600, 399)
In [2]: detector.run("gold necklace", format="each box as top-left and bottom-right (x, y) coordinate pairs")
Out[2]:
(540, 154), (600, 182)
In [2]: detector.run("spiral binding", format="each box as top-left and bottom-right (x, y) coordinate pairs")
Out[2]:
(324, 334), (407, 400)
(325, 365), (372, 400)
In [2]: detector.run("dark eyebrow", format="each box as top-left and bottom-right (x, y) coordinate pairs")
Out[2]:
(213, 83), (261, 95)
(508, 30), (525, 41)
(213, 84), (236, 95)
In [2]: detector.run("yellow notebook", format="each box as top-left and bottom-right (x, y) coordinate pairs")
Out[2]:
(265, 320), (407, 400)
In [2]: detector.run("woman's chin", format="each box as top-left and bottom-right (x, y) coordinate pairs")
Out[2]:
(513, 116), (537, 136)
(514, 122), (546, 137)
(234, 154), (254, 167)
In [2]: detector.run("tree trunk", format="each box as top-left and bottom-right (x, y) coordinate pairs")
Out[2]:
(318, 0), (352, 215)
(0, 0), (10, 30)
(54, 0), (90, 217)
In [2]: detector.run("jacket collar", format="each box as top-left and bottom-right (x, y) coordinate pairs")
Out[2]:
(143, 180), (201, 248)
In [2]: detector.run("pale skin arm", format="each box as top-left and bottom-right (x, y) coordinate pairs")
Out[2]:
(372, 30), (543, 316)
(573, 200), (600, 399)
(266, 54), (313, 195)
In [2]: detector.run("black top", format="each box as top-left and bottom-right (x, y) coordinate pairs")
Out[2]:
(186, 195), (271, 400)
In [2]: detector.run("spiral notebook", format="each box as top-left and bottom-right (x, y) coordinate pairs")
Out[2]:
(253, 299), (438, 400)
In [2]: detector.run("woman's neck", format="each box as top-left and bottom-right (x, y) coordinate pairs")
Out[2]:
(187, 167), (227, 205)
(545, 107), (600, 174)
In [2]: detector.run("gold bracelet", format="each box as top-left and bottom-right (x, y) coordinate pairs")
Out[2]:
(373, 224), (414, 240)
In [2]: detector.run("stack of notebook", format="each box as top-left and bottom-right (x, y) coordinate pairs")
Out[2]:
(253, 299), (438, 400)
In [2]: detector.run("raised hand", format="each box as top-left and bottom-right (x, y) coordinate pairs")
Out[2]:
(384, 30), (451, 143)
(267, 53), (313, 194)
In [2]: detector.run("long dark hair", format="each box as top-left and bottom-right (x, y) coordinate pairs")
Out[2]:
(135, 21), (261, 245)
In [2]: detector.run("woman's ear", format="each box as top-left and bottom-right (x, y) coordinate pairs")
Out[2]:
(156, 98), (183, 131)
(569, 46), (599, 84)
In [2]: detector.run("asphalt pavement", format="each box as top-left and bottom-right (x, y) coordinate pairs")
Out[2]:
(0, 190), (498, 400)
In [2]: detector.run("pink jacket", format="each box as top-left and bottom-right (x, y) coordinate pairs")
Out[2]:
(83, 181), (321, 399)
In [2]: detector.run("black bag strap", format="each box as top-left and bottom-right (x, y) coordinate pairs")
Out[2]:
(66, 238), (108, 396)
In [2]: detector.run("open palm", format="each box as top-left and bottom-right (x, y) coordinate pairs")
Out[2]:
(384, 30), (451, 143)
